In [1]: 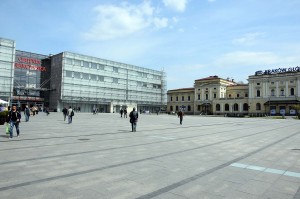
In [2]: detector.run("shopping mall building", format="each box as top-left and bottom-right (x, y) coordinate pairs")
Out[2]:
(0, 37), (167, 113)
(167, 68), (300, 116)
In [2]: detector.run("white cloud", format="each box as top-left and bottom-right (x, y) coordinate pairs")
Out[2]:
(83, 1), (169, 40)
(163, 0), (188, 12)
(232, 32), (264, 46)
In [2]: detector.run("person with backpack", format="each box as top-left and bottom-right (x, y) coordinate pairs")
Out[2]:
(129, 107), (138, 132)
(67, 106), (74, 124)
(123, 108), (127, 118)
(24, 105), (30, 122)
(7, 105), (21, 139)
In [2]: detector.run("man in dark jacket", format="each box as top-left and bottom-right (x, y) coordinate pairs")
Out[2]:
(7, 105), (21, 139)
(129, 108), (138, 132)
(24, 105), (30, 122)
(62, 107), (68, 121)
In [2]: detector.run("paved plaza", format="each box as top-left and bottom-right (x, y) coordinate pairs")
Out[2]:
(0, 112), (300, 199)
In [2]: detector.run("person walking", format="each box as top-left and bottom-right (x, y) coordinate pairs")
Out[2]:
(123, 108), (127, 118)
(178, 110), (184, 125)
(24, 105), (30, 122)
(67, 106), (74, 124)
(62, 107), (68, 121)
(7, 105), (21, 139)
(129, 107), (138, 132)
(120, 109), (123, 118)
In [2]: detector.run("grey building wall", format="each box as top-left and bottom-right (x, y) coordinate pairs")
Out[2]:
(0, 37), (15, 103)
(49, 51), (167, 112)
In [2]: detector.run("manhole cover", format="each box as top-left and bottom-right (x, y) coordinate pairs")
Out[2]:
(78, 139), (90, 141)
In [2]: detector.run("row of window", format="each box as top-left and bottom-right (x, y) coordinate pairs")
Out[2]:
(64, 70), (161, 88)
(256, 80), (295, 85)
(169, 103), (262, 112)
(65, 58), (161, 80)
(256, 88), (295, 97)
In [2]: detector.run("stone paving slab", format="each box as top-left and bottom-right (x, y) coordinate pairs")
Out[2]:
(0, 112), (300, 198)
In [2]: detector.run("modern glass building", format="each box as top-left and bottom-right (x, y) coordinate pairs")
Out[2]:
(0, 38), (15, 103)
(12, 50), (51, 109)
(49, 52), (167, 113)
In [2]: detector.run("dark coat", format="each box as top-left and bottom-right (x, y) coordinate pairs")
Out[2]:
(129, 111), (138, 123)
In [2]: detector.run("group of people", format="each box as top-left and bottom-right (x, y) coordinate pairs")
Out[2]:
(62, 106), (75, 124)
(120, 108), (128, 118)
(5, 104), (184, 139)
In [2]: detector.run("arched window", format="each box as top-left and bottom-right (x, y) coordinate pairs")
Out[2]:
(176, 106), (179, 111)
(188, 105), (191, 111)
(271, 89), (275, 96)
(243, 103), (248, 111)
(170, 106), (173, 111)
(234, 103), (238, 111)
(225, 104), (229, 111)
(257, 90), (260, 97)
(216, 104), (220, 111)
(256, 103), (261, 110)
(291, 88), (295, 96)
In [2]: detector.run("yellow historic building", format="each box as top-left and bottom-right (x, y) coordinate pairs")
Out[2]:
(167, 67), (300, 116)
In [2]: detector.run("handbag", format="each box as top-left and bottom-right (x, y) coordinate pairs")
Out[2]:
(6, 124), (10, 135)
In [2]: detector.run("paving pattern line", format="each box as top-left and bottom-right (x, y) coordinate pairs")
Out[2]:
(0, 127), (298, 192)
(0, 123), (292, 166)
(230, 163), (300, 178)
(294, 187), (300, 199)
(134, 131), (300, 199)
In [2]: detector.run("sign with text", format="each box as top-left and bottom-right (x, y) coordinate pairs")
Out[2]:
(14, 57), (47, 72)
(255, 66), (300, 76)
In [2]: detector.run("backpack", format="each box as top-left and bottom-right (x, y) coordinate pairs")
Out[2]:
(71, 110), (74, 116)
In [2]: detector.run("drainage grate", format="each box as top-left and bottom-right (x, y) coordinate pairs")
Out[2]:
(78, 139), (90, 141)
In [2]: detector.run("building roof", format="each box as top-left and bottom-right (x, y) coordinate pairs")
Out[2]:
(195, 75), (220, 81)
(227, 84), (248, 87)
(167, 87), (194, 92)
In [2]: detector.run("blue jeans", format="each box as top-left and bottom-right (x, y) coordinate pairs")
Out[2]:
(10, 121), (20, 138)
(68, 116), (72, 123)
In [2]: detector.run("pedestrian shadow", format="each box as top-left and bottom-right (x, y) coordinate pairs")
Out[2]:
(0, 135), (9, 138)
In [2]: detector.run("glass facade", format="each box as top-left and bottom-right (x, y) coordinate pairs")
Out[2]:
(49, 52), (167, 112)
(0, 38), (15, 103)
(12, 50), (51, 109)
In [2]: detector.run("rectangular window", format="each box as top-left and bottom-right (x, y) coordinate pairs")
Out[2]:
(98, 76), (104, 82)
(176, 96), (178, 101)
(74, 59), (81, 66)
(82, 73), (89, 80)
(171, 96), (173, 101)
(66, 70), (73, 77)
(206, 94), (208, 100)
(83, 61), (89, 68)
(113, 67), (118, 73)
(197, 105), (200, 111)
(113, 78), (118, 83)
(182, 96), (184, 101)
(214, 93), (216, 98)
(74, 72), (80, 79)
(66, 58), (72, 64)
(143, 83), (147, 87)
(271, 82), (274, 85)
(90, 74), (97, 81)
(91, 63), (97, 69)
(99, 64), (105, 70)
(198, 94), (200, 100)
(188, 96), (190, 101)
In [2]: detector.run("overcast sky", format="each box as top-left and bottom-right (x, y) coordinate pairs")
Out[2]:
(1, 0), (300, 89)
